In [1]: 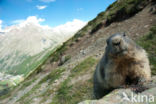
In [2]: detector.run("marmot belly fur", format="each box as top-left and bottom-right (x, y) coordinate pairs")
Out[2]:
(93, 33), (151, 99)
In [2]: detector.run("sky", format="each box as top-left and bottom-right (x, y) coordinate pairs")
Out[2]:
(0, 0), (116, 29)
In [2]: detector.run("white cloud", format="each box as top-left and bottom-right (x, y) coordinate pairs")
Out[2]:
(4, 16), (45, 32)
(53, 19), (87, 38)
(36, 5), (47, 10)
(17, 16), (45, 26)
(12, 16), (45, 25)
(10, 16), (86, 34)
(5, 16), (87, 35)
(40, 0), (55, 3)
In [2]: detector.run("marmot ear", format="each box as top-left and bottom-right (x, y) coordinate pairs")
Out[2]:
(123, 32), (126, 37)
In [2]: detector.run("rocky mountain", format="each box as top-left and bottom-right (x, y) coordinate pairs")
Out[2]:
(0, 0), (156, 104)
(0, 18), (86, 92)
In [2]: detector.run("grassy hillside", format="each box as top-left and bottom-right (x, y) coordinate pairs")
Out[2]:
(52, 57), (97, 104)
(137, 25), (156, 75)
(14, 57), (97, 104)
(14, 25), (156, 104)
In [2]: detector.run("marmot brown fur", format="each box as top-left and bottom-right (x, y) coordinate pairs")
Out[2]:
(93, 33), (151, 99)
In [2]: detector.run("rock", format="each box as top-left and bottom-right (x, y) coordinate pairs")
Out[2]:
(80, 50), (86, 55)
(75, 37), (81, 42)
(54, 79), (58, 83)
(70, 42), (75, 47)
(78, 88), (156, 104)
(58, 56), (66, 66)
(78, 76), (156, 104)
(144, 25), (149, 28)
(78, 100), (97, 104)
(149, 4), (156, 14)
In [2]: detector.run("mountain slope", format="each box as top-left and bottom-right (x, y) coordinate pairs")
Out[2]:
(0, 18), (86, 92)
(0, 0), (156, 104)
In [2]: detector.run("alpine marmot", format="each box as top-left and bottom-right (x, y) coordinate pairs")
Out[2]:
(93, 33), (151, 99)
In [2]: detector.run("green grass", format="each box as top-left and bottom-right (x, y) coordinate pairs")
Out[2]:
(52, 79), (72, 104)
(104, 0), (148, 26)
(17, 67), (65, 104)
(6, 44), (60, 77)
(137, 25), (156, 75)
(19, 78), (37, 90)
(88, 0), (149, 34)
(52, 78), (93, 104)
(39, 68), (65, 84)
(64, 55), (71, 62)
(17, 82), (41, 103)
(51, 57), (97, 104)
(70, 57), (97, 78)
(37, 68), (66, 103)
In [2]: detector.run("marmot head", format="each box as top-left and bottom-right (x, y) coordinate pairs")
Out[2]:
(106, 33), (141, 58)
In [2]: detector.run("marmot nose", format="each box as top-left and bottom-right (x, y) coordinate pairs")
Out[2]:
(112, 41), (121, 46)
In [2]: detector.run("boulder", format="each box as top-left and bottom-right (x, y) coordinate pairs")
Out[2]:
(78, 76), (156, 104)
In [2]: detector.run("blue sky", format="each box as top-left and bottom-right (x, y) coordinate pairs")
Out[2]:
(0, 0), (116, 28)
